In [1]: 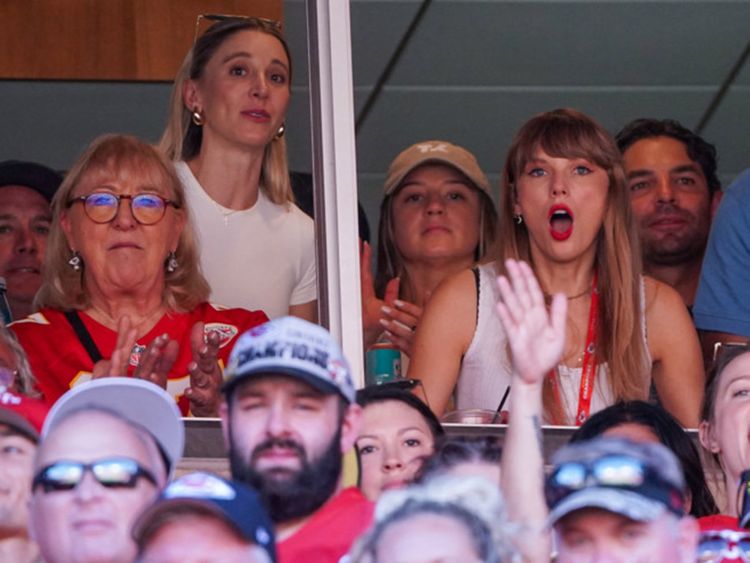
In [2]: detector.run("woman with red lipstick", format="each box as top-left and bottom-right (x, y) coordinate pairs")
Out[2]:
(361, 140), (497, 356)
(410, 109), (704, 427)
(160, 16), (316, 321)
(11, 135), (268, 416)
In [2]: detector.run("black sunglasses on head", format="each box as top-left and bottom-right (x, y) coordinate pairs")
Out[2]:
(33, 457), (157, 493)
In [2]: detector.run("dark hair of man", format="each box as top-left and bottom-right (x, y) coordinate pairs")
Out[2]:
(615, 118), (721, 195)
(355, 385), (444, 442)
(570, 400), (719, 518)
(415, 436), (502, 483)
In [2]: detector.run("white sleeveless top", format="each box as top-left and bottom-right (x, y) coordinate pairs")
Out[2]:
(457, 262), (649, 424)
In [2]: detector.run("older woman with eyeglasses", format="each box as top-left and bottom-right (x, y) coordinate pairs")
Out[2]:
(11, 134), (268, 416)
(159, 15), (316, 322)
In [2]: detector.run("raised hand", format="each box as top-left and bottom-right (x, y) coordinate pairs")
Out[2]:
(184, 322), (222, 417)
(495, 259), (566, 385)
(92, 316), (137, 378)
(379, 299), (423, 357)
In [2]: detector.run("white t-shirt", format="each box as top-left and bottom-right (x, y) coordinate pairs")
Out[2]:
(176, 161), (317, 319)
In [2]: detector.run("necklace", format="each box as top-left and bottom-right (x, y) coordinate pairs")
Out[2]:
(544, 286), (591, 302)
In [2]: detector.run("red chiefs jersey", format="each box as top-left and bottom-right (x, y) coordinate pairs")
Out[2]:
(11, 303), (268, 415)
(277, 487), (373, 563)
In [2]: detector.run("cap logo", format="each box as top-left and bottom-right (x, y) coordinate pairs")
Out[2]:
(165, 472), (236, 500)
(415, 142), (450, 154)
(0, 390), (22, 406)
(238, 341), (328, 370)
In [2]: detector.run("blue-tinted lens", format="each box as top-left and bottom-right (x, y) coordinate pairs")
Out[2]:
(132, 194), (166, 224)
(42, 462), (85, 490)
(84, 193), (119, 222)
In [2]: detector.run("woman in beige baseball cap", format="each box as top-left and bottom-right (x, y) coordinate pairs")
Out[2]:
(361, 140), (498, 358)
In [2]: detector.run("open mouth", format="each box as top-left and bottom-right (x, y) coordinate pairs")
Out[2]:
(549, 205), (573, 241)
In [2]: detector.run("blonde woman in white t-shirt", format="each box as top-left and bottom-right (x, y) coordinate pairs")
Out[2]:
(160, 17), (316, 321)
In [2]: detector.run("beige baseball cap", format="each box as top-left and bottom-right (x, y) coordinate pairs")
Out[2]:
(384, 140), (490, 196)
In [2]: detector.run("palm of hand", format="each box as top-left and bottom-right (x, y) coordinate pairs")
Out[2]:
(495, 260), (567, 385)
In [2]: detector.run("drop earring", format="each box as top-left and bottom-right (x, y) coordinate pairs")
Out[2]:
(274, 123), (285, 140)
(166, 251), (178, 273)
(68, 252), (82, 272)
(191, 108), (204, 126)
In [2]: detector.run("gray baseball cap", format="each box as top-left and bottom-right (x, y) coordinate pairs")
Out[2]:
(545, 437), (687, 525)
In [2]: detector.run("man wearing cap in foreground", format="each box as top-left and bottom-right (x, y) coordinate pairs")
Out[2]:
(546, 437), (699, 562)
(133, 471), (276, 563)
(0, 160), (61, 320)
(0, 387), (48, 563)
(221, 316), (373, 562)
(28, 377), (184, 563)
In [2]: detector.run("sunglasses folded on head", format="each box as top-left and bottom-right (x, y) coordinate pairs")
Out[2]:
(33, 457), (157, 493)
(545, 454), (685, 516)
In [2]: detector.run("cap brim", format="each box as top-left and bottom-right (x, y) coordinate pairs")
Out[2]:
(133, 498), (246, 542)
(385, 156), (489, 196)
(223, 366), (345, 401)
(547, 487), (666, 526)
(43, 378), (184, 474)
(0, 408), (38, 442)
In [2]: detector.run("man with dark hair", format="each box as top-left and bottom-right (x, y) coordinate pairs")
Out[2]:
(0, 160), (61, 320)
(220, 316), (372, 563)
(616, 119), (722, 309)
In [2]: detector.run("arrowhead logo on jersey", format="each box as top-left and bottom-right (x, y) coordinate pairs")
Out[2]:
(204, 323), (239, 348)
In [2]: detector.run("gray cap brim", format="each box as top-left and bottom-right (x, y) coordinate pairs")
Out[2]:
(547, 487), (666, 527)
(43, 378), (184, 475)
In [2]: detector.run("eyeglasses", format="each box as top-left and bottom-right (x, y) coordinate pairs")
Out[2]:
(698, 530), (750, 562)
(33, 457), (158, 493)
(194, 13), (282, 45)
(545, 455), (685, 516)
(66, 192), (180, 225)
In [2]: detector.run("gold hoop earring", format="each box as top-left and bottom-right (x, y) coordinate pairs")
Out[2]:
(191, 109), (204, 126)
(274, 123), (285, 140)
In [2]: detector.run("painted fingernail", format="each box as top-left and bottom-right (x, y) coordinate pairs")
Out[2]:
(379, 319), (390, 327)
(394, 300), (405, 308)
(381, 306), (392, 314)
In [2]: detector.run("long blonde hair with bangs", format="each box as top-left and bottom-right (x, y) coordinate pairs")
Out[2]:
(158, 18), (293, 206)
(36, 134), (210, 313)
(499, 108), (649, 422)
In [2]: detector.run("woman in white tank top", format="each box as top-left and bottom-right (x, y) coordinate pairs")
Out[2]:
(409, 109), (704, 427)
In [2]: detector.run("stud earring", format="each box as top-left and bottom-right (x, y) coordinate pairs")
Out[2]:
(68, 252), (82, 272)
(166, 251), (178, 273)
(274, 123), (285, 140)
(191, 109), (204, 126)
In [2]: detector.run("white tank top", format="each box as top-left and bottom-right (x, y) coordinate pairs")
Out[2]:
(456, 262), (649, 424)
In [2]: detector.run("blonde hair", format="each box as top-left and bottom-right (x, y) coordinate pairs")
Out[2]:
(36, 134), (210, 313)
(158, 18), (293, 206)
(499, 108), (648, 423)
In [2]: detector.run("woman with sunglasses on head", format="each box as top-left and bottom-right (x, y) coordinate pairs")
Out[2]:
(11, 135), (268, 415)
(410, 108), (704, 427)
(160, 16), (316, 322)
(355, 383), (444, 501)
